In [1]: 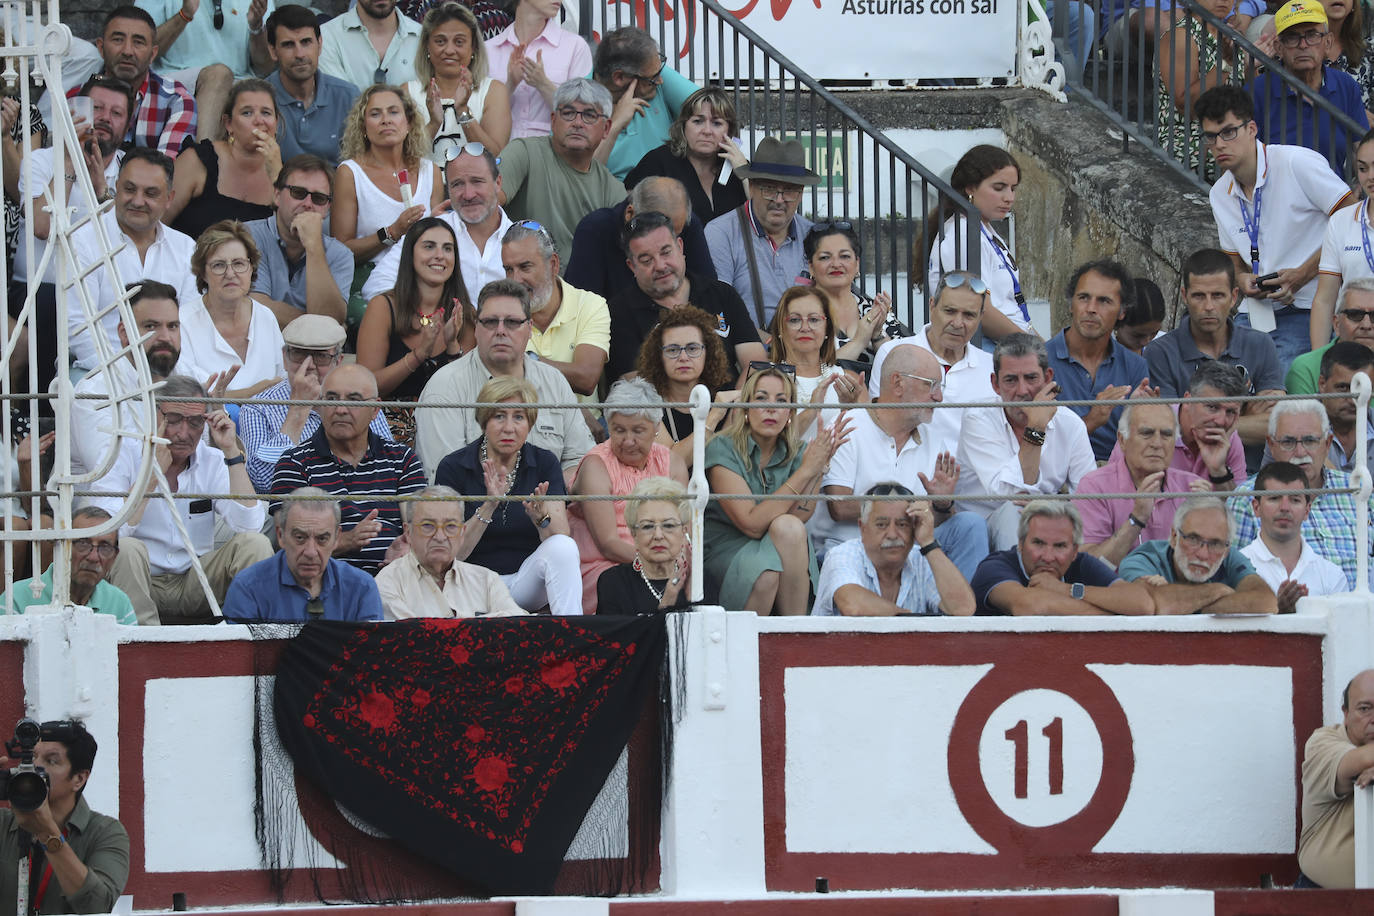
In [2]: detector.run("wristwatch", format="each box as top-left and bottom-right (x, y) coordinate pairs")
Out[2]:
(1022, 426), (1047, 447)
(1071, 582), (1085, 600)
(41, 834), (64, 854)
(537, 515), (552, 529)
(377, 226), (396, 247)
(223, 454), (245, 467)
(456, 111), (475, 125)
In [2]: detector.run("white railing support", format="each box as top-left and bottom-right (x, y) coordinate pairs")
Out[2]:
(687, 384), (710, 604)
(1354, 371), (1370, 594)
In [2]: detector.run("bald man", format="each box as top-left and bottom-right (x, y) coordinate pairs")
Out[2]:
(1299, 669), (1374, 888)
(269, 364), (426, 574)
(809, 343), (989, 579)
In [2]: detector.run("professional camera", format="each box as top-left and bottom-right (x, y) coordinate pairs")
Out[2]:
(0, 718), (77, 812)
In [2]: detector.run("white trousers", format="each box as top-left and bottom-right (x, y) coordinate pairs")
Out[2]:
(501, 534), (583, 616)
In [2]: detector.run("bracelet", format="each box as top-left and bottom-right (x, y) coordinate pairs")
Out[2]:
(1022, 426), (1047, 447)
(919, 540), (942, 556)
(223, 455), (245, 467)
(1127, 514), (1146, 529)
(931, 499), (954, 513)
(177, 7), (194, 23)
(1208, 469), (1235, 484)
(473, 513), (494, 524)
(782, 482), (801, 496)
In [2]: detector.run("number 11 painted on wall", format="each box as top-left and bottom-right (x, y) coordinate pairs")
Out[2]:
(1004, 717), (1064, 799)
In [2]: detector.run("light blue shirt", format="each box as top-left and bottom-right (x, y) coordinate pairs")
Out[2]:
(267, 70), (360, 166)
(812, 537), (939, 616)
(1, 567), (138, 625)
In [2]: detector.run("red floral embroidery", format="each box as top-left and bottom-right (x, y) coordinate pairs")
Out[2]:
(540, 659), (577, 689)
(357, 691), (398, 730)
(473, 755), (510, 792)
(504, 675), (524, 694)
(410, 688), (431, 709)
(449, 645), (470, 665)
(465, 724), (486, 742)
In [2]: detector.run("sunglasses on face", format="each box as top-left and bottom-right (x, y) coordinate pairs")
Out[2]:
(283, 184), (332, 206)
(476, 316), (530, 330)
(1341, 308), (1374, 324)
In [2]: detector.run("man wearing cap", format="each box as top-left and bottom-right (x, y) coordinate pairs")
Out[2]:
(1251, 1), (1368, 175)
(238, 315), (394, 493)
(1195, 85), (1353, 376)
(704, 136), (818, 330)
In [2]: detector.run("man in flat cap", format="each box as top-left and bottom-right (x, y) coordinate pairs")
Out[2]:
(238, 314), (394, 493)
(704, 136), (820, 330)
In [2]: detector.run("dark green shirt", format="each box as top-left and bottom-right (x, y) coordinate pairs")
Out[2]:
(0, 796), (129, 913)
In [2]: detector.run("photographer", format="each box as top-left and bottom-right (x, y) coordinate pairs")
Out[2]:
(0, 721), (129, 914)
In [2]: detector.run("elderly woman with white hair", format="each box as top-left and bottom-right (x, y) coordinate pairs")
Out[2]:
(597, 477), (716, 614)
(571, 378), (689, 613)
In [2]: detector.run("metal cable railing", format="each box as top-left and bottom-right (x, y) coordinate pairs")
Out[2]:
(577, 0), (983, 328)
(1069, 0), (1367, 188)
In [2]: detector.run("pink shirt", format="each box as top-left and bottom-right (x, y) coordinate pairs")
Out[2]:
(1107, 405), (1247, 484)
(1076, 452), (1207, 548)
(485, 19), (594, 139)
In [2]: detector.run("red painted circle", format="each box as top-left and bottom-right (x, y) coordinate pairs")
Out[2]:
(947, 664), (1135, 853)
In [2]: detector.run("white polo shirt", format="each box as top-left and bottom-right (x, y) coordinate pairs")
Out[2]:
(809, 407), (940, 551)
(1317, 201), (1374, 285)
(955, 403), (1095, 518)
(1210, 140), (1352, 315)
(1240, 535), (1350, 597)
(869, 326), (998, 455)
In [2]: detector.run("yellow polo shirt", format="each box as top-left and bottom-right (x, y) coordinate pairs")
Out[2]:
(529, 280), (611, 405)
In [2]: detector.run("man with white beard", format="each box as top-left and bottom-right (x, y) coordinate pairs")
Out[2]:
(1117, 496), (1277, 614)
(501, 221), (609, 399)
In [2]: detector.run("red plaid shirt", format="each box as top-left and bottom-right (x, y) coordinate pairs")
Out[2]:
(67, 69), (196, 158)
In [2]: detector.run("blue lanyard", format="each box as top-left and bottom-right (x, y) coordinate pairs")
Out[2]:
(1238, 185), (1263, 275)
(981, 224), (1031, 322)
(1360, 200), (1374, 275)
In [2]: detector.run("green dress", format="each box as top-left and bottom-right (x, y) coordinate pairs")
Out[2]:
(1155, 18), (1242, 174)
(703, 434), (820, 609)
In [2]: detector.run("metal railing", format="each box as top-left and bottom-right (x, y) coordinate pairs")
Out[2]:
(577, 0), (983, 329)
(1066, 0), (1366, 188)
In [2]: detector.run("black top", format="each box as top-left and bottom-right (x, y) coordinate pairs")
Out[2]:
(433, 438), (567, 575)
(172, 139), (275, 241)
(383, 293), (457, 401)
(606, 271), (761, 386)
(596, 562), (717, 615)
(564, 199), (717, 302)
(624, 144), (748, 227)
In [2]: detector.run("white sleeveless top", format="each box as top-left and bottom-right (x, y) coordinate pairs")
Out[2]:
(406, 76), (494, 133)
(339, 158), (436, 258)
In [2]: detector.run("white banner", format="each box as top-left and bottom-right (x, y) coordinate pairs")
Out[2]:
(591, 0), (1018, 81)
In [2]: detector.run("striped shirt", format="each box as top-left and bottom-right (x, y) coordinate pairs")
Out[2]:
(1229, 468), (1372, 587)
(239, 378), (394, 492)
(270, 427), (426, 574)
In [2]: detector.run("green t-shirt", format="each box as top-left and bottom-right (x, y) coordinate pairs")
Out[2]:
(0, 567), (138, 625)
(498, 136), (625, 267)
(1285, 339), (1336, 395)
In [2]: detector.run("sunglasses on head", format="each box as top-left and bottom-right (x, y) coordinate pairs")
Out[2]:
(748, 360), (796, 376)
(807, 220), (855, 237)
(937, 272), (989, 296)
(438, 138), (500, 165)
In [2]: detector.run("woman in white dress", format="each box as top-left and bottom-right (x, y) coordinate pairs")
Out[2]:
(407, 2), (512, 160)
(332, 85), (444, 271)
(926, 144), (1033, 343)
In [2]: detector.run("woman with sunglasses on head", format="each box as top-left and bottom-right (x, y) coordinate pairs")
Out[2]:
(766, 286), (868, 441)
(333, 85), (446, 273)
(357, 217), (475, 443)
(485, 0), (594, 140)
(804, 221), (911, 363)
(181, 220), (285, 399)
(569, 379), (688, 613)
(166, 80), (281, 240)
(408, 3), (512, 157)
(597, 476), (719, 614)
(623, 87), (748, 225)
(925, 145), (1034, 344)
(1311, 129), (1374, 348)
(635, 306), (739, 470)
(704, 367), (852, 615)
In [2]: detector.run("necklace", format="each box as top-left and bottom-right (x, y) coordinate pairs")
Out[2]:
(417, 301), (442, 328)
(633, 555), (667, 602)
(480, 437), (521, 520)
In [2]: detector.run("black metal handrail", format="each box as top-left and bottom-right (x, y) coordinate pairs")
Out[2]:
(1072, 0), (1365, 188)
(578, 0), (983, 329)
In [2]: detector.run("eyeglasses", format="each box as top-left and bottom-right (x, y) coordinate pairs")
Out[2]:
(285, 346), (341, 366)
(1178, 532), (1229, 553)
(897, 372), (943, 394)
(283, 184), (332, 206)
(414, 519), (463, 538)
(784, 315), (827, 329)
(662, 342), (705, 359)
(748, 360), (796, 376)
(161, 411), (206, 431)
(937, 272), (990, 296)
(1341, 308), (1374, 324)
(208, 258), (252, 277)
(754, 182), (802, 202)
(440, 139), (497, 163)
(1278, 28), (1327, 47)
(72, 538), (118, 559)
(1202, 123), (1245, 146)
(630, 53), (667, 84)
(557, 106), (605, 124)
(476, 316), (530, 330)
(1272, 435), (1326, 451)
(633, 519), (683, 535)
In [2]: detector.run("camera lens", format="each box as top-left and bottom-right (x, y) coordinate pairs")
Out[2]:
(13, 718), (39, 748)
(7, 770), (47, 812)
